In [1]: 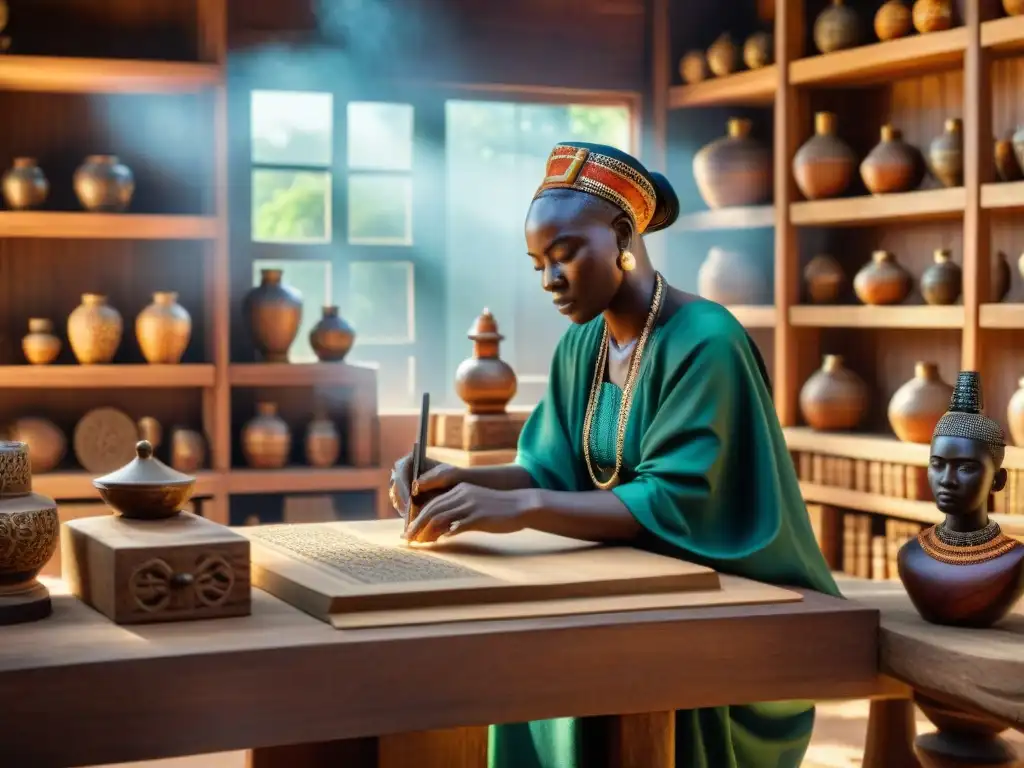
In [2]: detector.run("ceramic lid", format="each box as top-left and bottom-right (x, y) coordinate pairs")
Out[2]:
(93, 440), (194, 487)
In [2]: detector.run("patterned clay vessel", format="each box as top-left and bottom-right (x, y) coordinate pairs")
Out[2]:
(804, 254), (847, 304)
(679, 51), (708, 84)
(875, 0), (913, 39)
(928, 118), (963, 187)
(73, 155), (134, 212)
(995, 139), (1023, 182)
(799, 355), (869, 431)
(993, 251), (1011, 302)
(22, 318), (61, 365)
(305, 412), (340, 468)
(743, 31), (773, 69)
(8, 417), (65, 474)
(793, 111), (857, 200)
(1, 157), (48, 210)
(854, 250), (912, 305)
(243, 269), (303, 362)
(1008, 379), (1024, 446)
(920, 249), (962, 305)
(814, 0), (862, 53)
(697, 246), (772, 305)
(0, 441), (59, 625)
(455, 309), (518, 414)
(67, 293), (123, 364)
(888, 362), (955, 443)
(861, 125), (920, 194)
(707, 33), (740, 77)
(241, 402), (291, 469)
(136, 291), (191, 364)
(693, 118), (772, 209)
(309, 305), (356, 362)
(912, 0), (954, 32)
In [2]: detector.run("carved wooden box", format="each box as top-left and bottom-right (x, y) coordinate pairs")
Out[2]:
(61, 512), (250, 625)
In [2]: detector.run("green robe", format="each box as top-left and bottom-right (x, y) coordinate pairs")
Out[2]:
(489, 299), (840, 768)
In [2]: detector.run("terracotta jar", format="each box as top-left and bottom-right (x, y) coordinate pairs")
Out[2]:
(928, 118), (963, 187)
(309, 305), (356, 362)
(9, 417), (65, 474)
(993, 251), (1011, 302)
(995, 138), (1022, 181)
(920, 249), (962, 305)
(799, 355), (869, 431)
(170, 428), (206, 473)
(793, 111), (856, 200)
(853, 251), (912, 305)
(887, 362), (954, 443)
(22, 318), (61, 365)
(912, 0), (954, 32)
(743, 31), (773, 69)
(305, 413), (340, 468)
(707, 33), (739, 77)
(136, 291), (191, 364)
(73, 155), (134, 212)
(1, 157), (48, 210)
(1007, 379), (1024, 446)
(241, 402), (291, 469)
(455, 309), (518, 415)
(861, 125), (919, 194)
(804, 254), (846, 304)
(67, 293), (123, 364)
(697, 246), (772, 305)
(813, 0), (862, 54)
(679, 51), (708, 84)
(875, 0), (913, 40)
(693, 118), (772, 209)
(243, 269), (303, 362)
(1005, 0), (1024, 15)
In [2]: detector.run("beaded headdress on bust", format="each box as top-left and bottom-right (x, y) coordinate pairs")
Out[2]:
(932, 371), (1006, 466)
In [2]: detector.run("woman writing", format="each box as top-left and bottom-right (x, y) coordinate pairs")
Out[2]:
(389, 142), (839, 768)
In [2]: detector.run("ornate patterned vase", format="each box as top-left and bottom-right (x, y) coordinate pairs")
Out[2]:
(136, 291), (192, 364)
(67, 293), (123, 364)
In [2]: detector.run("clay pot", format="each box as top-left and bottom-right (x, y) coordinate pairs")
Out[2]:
(995, 139), (1023, 182)
(241, 402), (291, 469)
(804, 254), (846, 304)
(693, 118), (772, 209)
(928, 118), (963, 188)
(67, 293), (122, 364)
(243, 268), (303, 362)
(913, 0), (954, 32)
(993, 251), (1011, 302)
(309, 305), (356, 362)
(136, 291), (191, 364)
(707, 33), (740, 77)
(1007, 379), (1024, 446)
(305, 414), (340, 468)
(1, 158), (48, 210)
(170, 428), (206, 473)
(853, 250), (912, 305)
(22, 318), (61, 365)
(9, 417), (65, 474)
(888, 362), (955, 444)
(73, 155), (134, 212)
(875, 0), (914, 40)
(1005, 0), (1024, 15)
(920, 249), (962, 305)
(793, 111), (857, 200)
(455, 310), (518, 414)
(799, 355), (869, 431)
(697, 246), (772, 305)
(813, 0), (862, 54)
(743, 31), (774, 69)
(860, 125), (919, 195)
(679, 51), (708, 84)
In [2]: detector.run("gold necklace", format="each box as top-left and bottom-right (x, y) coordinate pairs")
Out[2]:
(582, 272), (664, 490)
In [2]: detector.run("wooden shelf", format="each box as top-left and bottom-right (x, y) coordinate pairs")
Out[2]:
(726, 305), (776, 328)
(790, 188), (965, 227)
(228, 362), (377, 388)
(789, 28), (967, 87)
(668, 66), (778, 108)
(0, 212), (217, 240)
(225, 467), (384, 495)
(980, 303), (1024, 329)
(674, 205), (774, 231)
(790, 305), (964, 329)
(0, 55), (222, 94)
(981, 181), (1024, 211)
(981, 15), (1024, 55)
(0, 364), (215, 388)
(34, 470), (221, 500)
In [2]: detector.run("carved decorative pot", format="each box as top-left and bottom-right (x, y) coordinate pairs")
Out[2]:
(309, 305), (356, 362)
(875, 0), (913, 40)
(743, 31), (773, 69)
(887, 362), (954, 443)
(693, 118), (772, 209)
(1007, 378), (1024, 446)
(679, 51), (708, 84)
(799, 354), (869, 431)
(854, 250), (912, 305)
(793, 111), (857, 200)
(913, 0), (954, 32)
(697, 246), (772, 305)
(8, 418), (65, 474)
(22, 318), (61, 365)
(861, 125), (919, 194)
(455, 309), (518, 415)
(995, 138), (1022, 182)
(67, 293), (123, 364)
(73, 155), (134, 212)
(136, 291), (191, 364)
(243, 269), (303, 362)
(707, 33), (739, 77)
(305, 414), (340, 468)
(993, 251), (1011, 302)
(920, 249), (962, 305)
(2, 157), (48, 210)
(814, 0), (862, 54)
(928, 118), (963, 188)
(241, 402), (291, 469)
(804, 254), (846, 304)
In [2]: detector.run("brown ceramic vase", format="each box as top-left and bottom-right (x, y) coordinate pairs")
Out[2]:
(887, 362), (954, 443)
(697, 246), (772, 305)
(853, 250), (912, 305)
(305, 414), (341, 468)
(920, 249), (962, 305)
(693, 118), (772, 209)
(875, 0), (913, 39)
(814, 0), (862, 53)
(73, 155), (134, 212)
(799, 354), (869, 431)
(928, 118), (963, 187)
(244, 269), (303, 363)
(455, 310), (518, 415)
(804, 254), (846, 304)
(793, 111), (857, 200)
(67, 293), (123, 364)
(707, 33), (739, 76)
(2, 157), (48, 210)
(242, 402), (291, 469)
(22, 318), (61, 365)
(136, 291), (191, 364)
(861, 125), (920, 194)
(912, 0), (954, 32)
(309, 305), (356, 362)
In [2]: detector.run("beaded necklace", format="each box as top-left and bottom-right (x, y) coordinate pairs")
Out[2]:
(918, 521), (1019, 565)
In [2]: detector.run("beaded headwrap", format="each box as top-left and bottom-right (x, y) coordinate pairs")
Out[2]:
(932, 371), (1006, 467)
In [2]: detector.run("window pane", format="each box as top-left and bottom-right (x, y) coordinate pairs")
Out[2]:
(251, 90), (333, 166)
(347, 102), (414, 171)
(252, 169), (331, 243)
(252, 259), (333, 364)
(347, 174), (412, 245)
(346, 261), (414, 343)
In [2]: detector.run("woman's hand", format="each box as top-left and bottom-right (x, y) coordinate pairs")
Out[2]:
(388, 453), (461, 517)
(402, 484), (531, 543)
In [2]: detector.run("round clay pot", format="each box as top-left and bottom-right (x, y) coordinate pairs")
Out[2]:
(136, 291), (191, 364)
(707, 33), (740, 77)
(693, 118), (772, 209)
(793, 111), (857, 200)
(73, 155), (134, 212)
(9, 417), (66, 474)
(170, 428), (206, 473)
(22, 318), (61, 365)
(887, 362), (955, 443)
(309, 305), (356, 362)
(243, 268), (303, 362)
(679, 51), (708, 84)
(920, 249), (962, 305)
(241, 402), (291, 469)
(305, 414), (340, 468)
(993, 251), (1011, 302)
(799, 355), (869, 431)
(1007, 378), (1024, 446)
(1005, 0), (1024, 15)
(913, 0), (954, 32)
(928, 118), (963, 187)
(743, 31), (774, 69)
(875, 0), (914, 39)
(697, 246), (772, 305)
(995, 138), (1023, 181)
(804, 254), (847, 304)
(67, 293), (123, 364)
(455, 310), (518, 414)
(814, 0), (862, 54)
(2, 157), (48, 211)
(853, 250), (912, 305)
(860, 125), (919, 195)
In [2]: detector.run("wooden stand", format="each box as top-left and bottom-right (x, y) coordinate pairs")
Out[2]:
(914, 693), (1020, 768)
(426, 411), (528, 468)
(0, 581), (51, 626)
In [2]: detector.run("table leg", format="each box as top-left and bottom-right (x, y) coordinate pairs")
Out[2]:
(863, 696), (921, 768)
(606, 711), (675, 768)
(913, 692), (1020, 768)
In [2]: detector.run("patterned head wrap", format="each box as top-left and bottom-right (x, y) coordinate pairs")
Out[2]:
(932, 371), (1006, 467)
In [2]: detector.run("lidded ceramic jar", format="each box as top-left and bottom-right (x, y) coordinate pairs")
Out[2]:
(875, 0), (913, 40)
(928, 118), (963, 188)
(793, 111), (857, 200)
(887, 362), (954, 443)
(804, 254), (846, 304)
(73, 155), (134, 212)
(693, 118), (772, 209)
(861, 125), (919, 194)
(920, 249), (962, 305)
(853, 250), (912, 305)
(697, 246), (772, 305)
(243, 269), (303, 363)
(92, 440), (196, 520)
(241, 402), (291, 469)
(136, 291), (192, 364)
(454, 309), (518, 415)
(309, 305), (356, 362)
(814, 0), (862, 54)
(707, 33), (739, 76)
(67, 293), (123, 364)
(799, 354), (869, 431)
(2, 157), (48, 210)
(22, 318), (61, 365)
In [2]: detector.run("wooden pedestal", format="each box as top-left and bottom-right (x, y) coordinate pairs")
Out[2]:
(914, 693), (1020, 768)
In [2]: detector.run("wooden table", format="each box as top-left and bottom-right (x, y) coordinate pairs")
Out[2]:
(0, 578), (885, 768)
(842, 578), (1024, 768)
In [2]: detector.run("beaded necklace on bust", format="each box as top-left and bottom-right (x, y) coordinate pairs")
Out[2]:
(582, 272), (664, 490)
(918, 520), (1018, 565)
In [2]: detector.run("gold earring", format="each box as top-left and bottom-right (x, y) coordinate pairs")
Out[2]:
(619, 250), (636, 272)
